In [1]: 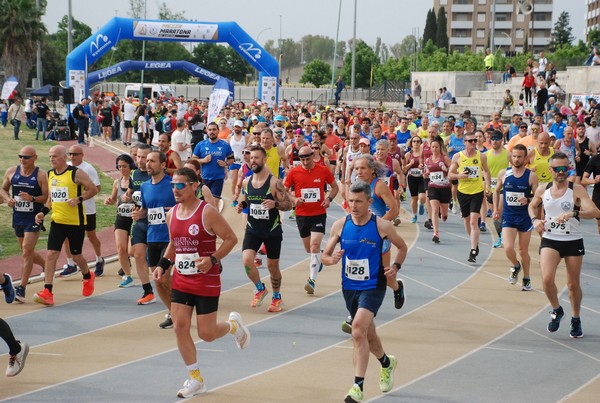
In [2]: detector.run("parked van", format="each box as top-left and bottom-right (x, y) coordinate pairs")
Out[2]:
(124, 84), (175, 104)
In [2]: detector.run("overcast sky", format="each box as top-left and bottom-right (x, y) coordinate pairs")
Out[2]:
(43, 0), (587, 48)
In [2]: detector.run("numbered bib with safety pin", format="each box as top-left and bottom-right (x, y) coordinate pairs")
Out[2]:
(344, 258), (370, 281)
(429, 171), (445, 184)
(465, 166), (480, 179)
(148, 207), (166, 225)
(250, 203), (269, 220)
(175, 252), (200, 275)
(117, 203), (135, 217)
(545, 216), (571, 234)
(408, 168), (423, 177)
(490, 177), (498, 190)
(51, 186), (68, 203)
(505, 191), (525, 206)
(14, 195), (33, 212)
(301, 187), (320, 203)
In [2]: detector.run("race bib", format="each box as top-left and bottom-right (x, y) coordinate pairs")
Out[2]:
(250, 203), (269, 220)
(235, 157), (243, 164)
(344, 258), (370, 281)
(490, 177), (499, 190)
(132, 190), (142, 206)
(117, 203), (135, 217)
(175, 252), (200, 275)
(408, 168), (423, 177)
(301, 187), (320, 203)
(545, 217), (571, 234)
(429, 171), (444, 184)
(383, 176), (391, 185)
(293, 160), (302, 167)
(464, 166), (480, 179)
(14, 195), (33, 212)
(505, 191), (525, 206)
(399, 143), (408, 151)
(148, 207), (166, 225)
(51, 186), (68, 202)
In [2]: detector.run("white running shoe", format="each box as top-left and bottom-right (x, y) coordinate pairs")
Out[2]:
(229, 312), (250, 349)
(6, 342), (29, 377)
(177, 379), (207, 398)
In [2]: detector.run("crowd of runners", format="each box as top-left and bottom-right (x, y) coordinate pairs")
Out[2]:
(1, 97), (600, 402)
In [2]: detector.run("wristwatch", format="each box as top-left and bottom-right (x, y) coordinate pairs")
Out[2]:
(392, 262), (402, 271)
(78, 196), (84, 203)
(209, 255), (219, 265)
(326, 196), (333, 202)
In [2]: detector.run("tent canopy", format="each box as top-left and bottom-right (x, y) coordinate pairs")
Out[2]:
(30, 84), (62, 97)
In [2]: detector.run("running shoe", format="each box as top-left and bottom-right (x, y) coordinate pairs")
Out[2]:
(393, 280), (405, 310)
(486, 209), (492, 217)
(379, 355), (397, 393)
(344, 384), (363, 403)
(410, 215), (417, 223)
(137, 292), (155, 305)
(341, 317), (353, 334)
(251, 286), (268, 308)
(15, 285), (25, 304)
(424, 219), (433, 230)
(33, 288), (54, 306)
(304, 278), (315, 295)
(548, 306), (564, 333)
(58, 264), (78, 278)
(570, 317), (583, 338)
(432, 233), (440, 243)
(479, 223), (487, 232)
(418, 203), (425, 215)
(268, 297), (283, 312)
(521, 278), (532, 291)
(119, 275), (134, 288)
(231, 200), (238, 207)
(392, 217), (402, 226)
(493, 237), (503, 248)
(400, 191), (407, 202)
(288, 210), (296, 220)
(5, 342), (29, 377)
(94, 257), (105, 277)
(159, 313), (173, 329)
(467, 249), (477, 263)
(229, 311), (250, 349)
(2, 274), (15, 304)
(509, 262), (521, 285)
(254, 257), (263, 268)
(451, 201), (459, 215)
(118, 268), (125, 276)
(82, 272), (95, 297)
(258, 244), (267, 255)
(176, 379), (207, 398)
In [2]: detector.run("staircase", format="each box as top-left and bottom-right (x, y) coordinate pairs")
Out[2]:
(441, 71), (568, 124)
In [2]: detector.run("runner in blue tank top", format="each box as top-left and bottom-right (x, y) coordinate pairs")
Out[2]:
(322, 180), (408, 403)
(493, 144), (538, 291)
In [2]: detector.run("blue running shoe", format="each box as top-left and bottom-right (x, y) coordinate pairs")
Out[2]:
(570, 317), (583, 338)
(493, 237), (503, 248)
(418, 203), (425, 215)
(94, 257), (105, 277)
(410, 215), (417, 223)
(59, 264), (78, 278)
(548, 306), (564, 333)
(2, 274), (15, 304)
(119, 276), (134, 288)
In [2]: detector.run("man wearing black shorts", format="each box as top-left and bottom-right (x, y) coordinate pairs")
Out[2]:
(284, 145), (339, 294)
(33, 145), (98, 305)
(581, 152), (600, 234)
(237, 145), (293, 313)
(529, 152), (600, 338)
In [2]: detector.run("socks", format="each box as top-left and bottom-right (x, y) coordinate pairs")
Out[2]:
(45, 284), (53, 293)
(229, 320), (236, 334)
(142, 283), (153, 295)
(309, 253), (321, 280)
(378, 353), (390, 368)
(66, 258), (75, 266)
(273, 291), (281, 299)
(186, 363), (203, 382)
(354, 377), (364, 391)
(255, 282), (265, 291)
(96, 256), (103, 263)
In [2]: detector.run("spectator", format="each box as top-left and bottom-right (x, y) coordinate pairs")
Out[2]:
(522, 71), (535, 107)
(503, 63), (516, 83)
(484, 48), (494, 83)
(500, 89), (514, 114)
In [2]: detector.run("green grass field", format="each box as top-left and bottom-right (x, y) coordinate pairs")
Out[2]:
(0, 125), (116, 259)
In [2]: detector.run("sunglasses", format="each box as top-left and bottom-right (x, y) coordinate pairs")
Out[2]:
(311, 146), (320, 150)
(253, 132), (261, 135)
(68, 152), (82, 156)
(170, 182), (194, 190)
(465, 138), (478, 143)
(551, 166), (569, 173)
(18, 155), (34, 159)
(242, 150), (251, 155)
(491, 137), (502, 141)
(298, 153), (314, 159)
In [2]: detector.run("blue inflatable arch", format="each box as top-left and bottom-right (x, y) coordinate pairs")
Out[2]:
(66, 17), (278, 105)
(88, 60), (235, 98)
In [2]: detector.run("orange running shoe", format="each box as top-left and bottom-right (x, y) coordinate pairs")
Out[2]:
(268, 297), (283, 312)
(251, 286), (268, 308)
(254, 257), (263, 268)
(82, 272), (95, 297)
(33, 288), (54, 306)
(137, 293), (156, 305)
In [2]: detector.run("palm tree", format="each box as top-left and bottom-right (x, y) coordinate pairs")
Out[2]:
(0, 0), (47, 94)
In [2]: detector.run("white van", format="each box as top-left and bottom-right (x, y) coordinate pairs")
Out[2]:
(124, 84), (175, 104)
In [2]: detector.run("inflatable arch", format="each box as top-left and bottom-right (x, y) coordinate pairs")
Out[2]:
(66, 17), (278, 105)
(88, 60), (235, 98)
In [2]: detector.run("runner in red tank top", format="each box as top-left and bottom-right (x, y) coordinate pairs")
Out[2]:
(154, 167), (249, 399)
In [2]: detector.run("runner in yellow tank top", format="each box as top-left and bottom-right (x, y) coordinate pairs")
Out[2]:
(449, 133), (491, 263)
(526, 132), (554, 183)
(49, 166), (86, 226)
(260, 128), (289, 179)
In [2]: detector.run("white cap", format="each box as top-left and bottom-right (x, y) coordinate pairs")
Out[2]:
(234, 120), (244, 127)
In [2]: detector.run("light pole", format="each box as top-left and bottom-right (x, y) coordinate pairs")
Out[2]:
(256, 27), (272, 45)
(330, 0), (343, 101)
(351, 0), (357, 90)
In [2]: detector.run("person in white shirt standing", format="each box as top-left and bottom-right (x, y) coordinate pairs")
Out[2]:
(122, 97), (137, 146)
(171, 118), (192, 161)
(538, 52), (548, 80)
(176, 95), (188, 120)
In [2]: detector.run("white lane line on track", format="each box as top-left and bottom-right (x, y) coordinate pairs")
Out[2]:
(558, 371), (600, 402)
(484, 346), (534, 353)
